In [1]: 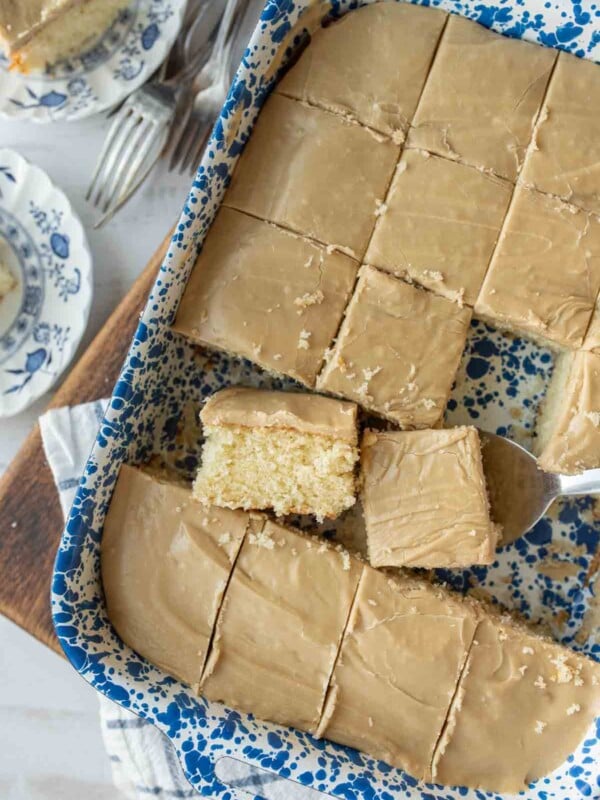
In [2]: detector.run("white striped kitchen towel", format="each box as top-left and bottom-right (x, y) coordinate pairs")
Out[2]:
(40, 399), (329, 800)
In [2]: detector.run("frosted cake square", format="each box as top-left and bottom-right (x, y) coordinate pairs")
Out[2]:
(277, 2), (446, 138)
(475, 186), (600, 349)
(360, 427), (497, 568)
(365, 149), (512, 305)
(407, 14), (557, 181)
(317, 265), (471, 427)
(223, 93), (400, 257)
(172, 208), (358, 387)
(521, 52), (600, 215)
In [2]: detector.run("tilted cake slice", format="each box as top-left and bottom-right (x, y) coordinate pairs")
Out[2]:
(360, 427), (498, 568)
(194, 387), (359, 520)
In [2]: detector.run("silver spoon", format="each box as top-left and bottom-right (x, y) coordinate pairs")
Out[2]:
(479, 431), (600, 545)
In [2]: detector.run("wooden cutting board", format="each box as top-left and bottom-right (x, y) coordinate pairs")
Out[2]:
(0, 231), (171, 655)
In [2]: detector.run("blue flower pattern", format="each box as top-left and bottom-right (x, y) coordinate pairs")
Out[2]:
(52, 1), (600, 799)
(0, 164), (83, 401)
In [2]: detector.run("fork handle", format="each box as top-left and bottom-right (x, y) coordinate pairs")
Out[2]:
(559, 469), (600, 497)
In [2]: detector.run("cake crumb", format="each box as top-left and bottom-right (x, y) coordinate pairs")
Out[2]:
(522, 646), (534, 655)
(518, 665), (528, 676)
(534, 675), (547, 690)
(375, 199), (388, 217)
(273, 353), (282, 361)
(294, 289), (325, 313)
(218, 532), (231, 545)
(367, 599), (377, 607)
(298, 330), (311, 350)
(248, 530), (275, 550)
(534, 720), (546, 734)
(368, 716), (374, 727)
(566, 703), (581, 715)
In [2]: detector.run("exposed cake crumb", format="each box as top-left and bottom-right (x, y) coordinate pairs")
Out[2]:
(375, 199), (388, 217)
(534, 675), (547, 690)
(367, 599), (377, 607)
(294, 289), (325, 313)
(422, 269), (444, 282)
(534, 720), (546, 734)
(522, 646), (534, 655)
(248, 530), (275, 550)
(273, 353), (282, 361)
(584, 411), (600, 426)
(566, 703), (581, 715)
(518, 665), (528, 676)
(218, 532), (231, 545)
(368, 716), (374, 727)
(298, 330), (311, 350)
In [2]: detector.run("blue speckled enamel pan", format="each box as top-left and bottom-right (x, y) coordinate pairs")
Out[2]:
(52, 1), (600, 797)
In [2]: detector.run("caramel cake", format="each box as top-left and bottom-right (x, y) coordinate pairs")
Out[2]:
(360, 427), (497, 568)
(0, 0), (130, 71)
(171, 2), (600, 473)
(317, 265), (471, 428)
(101, 467), (600, 791)
(193, 387), (359, 520)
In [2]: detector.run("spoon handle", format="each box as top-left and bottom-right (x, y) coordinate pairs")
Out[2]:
(559, 469), (600, 497)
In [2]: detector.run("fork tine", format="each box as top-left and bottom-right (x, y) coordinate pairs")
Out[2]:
(180, 114), (210, 174)
(188, 121), (212, 175)
(167, 101), (194, 171)
(94, 148), (163, 229)
(86, 107), (133, 204)
(90, 109), (138, 208)
(173, 113), (202, 174)
(109, 120), (168, 212)
(100, 115), (153, 214)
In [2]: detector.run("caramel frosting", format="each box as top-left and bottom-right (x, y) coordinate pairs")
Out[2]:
(318, 567), (479, 780)
(200, 386), (358, 442)
(538, 350), (600, 474)
(408, 14), (557, 181)
(0, 0), (73, 50)
(101, 465), (248, 687)
(277, 2), (447, 138)
(366, 149), (512, 306)
(521, 52), (600, 215)
(583, 299), (600, 353)
(223, 94), (400, 257)
(200, 520), (362, 733)
(361, 427), (497, 569)
(172, 208), (358, 387)
(317, 265), (472, 427)
(475, 186), (600, 349)
(432, 615), (600, 793)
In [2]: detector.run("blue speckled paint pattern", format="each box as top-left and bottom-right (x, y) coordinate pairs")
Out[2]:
(52, 1), (600, 797)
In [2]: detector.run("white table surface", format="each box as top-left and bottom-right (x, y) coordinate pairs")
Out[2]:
(0, 98), (205, 800)
(0, 5), (264, 795)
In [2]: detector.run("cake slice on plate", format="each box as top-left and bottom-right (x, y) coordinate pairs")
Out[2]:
(0, 0), (130, 72)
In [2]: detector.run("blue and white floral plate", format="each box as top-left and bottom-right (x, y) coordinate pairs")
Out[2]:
(52, 1), (600, 798)
(0, 149), (92, 416)
(0, 0), (186, 123)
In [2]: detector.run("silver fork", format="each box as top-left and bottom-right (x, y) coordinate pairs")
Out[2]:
(87, 1), (224, 227)
(168, 0), (248, 174)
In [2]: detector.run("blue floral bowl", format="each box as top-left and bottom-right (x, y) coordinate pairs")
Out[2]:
(0, 0), (186, 123)
(0, 149), (92, 416)
(52, 1), (600, 798)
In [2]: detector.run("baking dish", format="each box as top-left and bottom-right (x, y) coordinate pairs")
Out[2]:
(52, 1), (600, 797)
